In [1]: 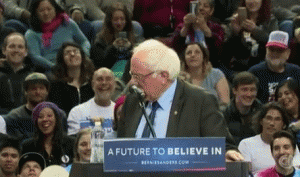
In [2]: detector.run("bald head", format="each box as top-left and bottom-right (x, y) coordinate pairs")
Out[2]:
(92, 67), (116, 104)
(93, 67), (115, 80)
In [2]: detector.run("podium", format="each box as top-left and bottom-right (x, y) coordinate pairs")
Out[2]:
(69, 162), (250, 177)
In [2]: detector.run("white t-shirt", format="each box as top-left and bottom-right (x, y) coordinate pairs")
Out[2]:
(67, 98), (115, 136)
(0, 115), (6, 134)
(239, 134), (300, 174)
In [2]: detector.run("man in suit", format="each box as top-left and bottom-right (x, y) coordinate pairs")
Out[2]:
(117, 39), (244, 161)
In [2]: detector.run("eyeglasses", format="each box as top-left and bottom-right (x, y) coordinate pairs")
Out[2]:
(129, 71), (156, 81)
(64, 49), (80, 56)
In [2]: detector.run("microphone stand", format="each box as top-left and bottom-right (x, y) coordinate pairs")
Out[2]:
(136, 95), (157, 138)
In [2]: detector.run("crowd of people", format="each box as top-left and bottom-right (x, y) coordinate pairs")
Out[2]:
(0, 0), (300, 176)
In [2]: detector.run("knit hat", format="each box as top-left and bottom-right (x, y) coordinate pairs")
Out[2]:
(32, 102), (64, 125)
(18, 152), (46, 174)
(23, 72), (50, 91)
(266, 31), (289, 49)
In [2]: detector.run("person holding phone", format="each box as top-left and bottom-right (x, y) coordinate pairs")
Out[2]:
(171, 0), (225, 67)
(222, 0), (279, 72)
(90, 2), (140, 79)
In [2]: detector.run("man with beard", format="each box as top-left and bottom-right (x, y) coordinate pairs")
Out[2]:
(248, 31), (300, 104)
(4, 72), (54, 141)
(0, 137), (20, 177)
(68, 67), (116, 137)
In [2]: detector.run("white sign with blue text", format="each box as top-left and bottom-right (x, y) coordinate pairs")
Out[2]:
(103, 137), (225, 172)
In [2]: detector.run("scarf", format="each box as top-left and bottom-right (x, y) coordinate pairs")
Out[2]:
(41, 12), (69, 47)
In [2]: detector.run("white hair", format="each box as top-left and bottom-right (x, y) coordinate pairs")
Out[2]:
(132, 39), (181, 80)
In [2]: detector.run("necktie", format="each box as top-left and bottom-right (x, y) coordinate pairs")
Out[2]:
(142, 101), (160, 138)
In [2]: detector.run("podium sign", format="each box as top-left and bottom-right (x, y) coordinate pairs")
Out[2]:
(104, 137), (225, 172)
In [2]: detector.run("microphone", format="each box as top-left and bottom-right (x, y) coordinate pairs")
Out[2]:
(129, 85), (156, 138)
(130, 85), (145, 98)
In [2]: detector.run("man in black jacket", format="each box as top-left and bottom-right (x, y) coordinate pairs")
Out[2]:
(223, 71), (262, 145)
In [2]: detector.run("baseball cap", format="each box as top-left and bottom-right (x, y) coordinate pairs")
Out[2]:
(18, 152), (46, 174)
(23, 72), (50, 91)
(266, 31), (289, 49)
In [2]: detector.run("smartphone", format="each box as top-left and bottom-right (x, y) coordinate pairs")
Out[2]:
(118, 31), (127, 39)
(238, 7), (247, 23)
(190, 1), (198, 15)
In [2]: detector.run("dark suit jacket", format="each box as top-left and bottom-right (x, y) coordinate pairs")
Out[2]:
(117, 79), (237, 150)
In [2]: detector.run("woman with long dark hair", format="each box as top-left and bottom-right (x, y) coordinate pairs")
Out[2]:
(22, 102), (75, 167)
(222, 0), (278, 71)
(25, 0), (90, 71)
(172, 0), (224, 67)
(275, 78), (300, 148)
(48, 42), (95, 115)
(90, 2), (140, 75)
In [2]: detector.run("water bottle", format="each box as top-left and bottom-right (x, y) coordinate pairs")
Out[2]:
(90, 121), (105, 163)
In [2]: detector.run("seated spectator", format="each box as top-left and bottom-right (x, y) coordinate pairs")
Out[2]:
(223, 71), (262, 145)
(68, 68), (116, 137)
(238, 102), (300, 174)
(222, 0), (278, 72)
(5, 72), (68, 141)
(57, 1), (97, 43)
(18, 152), (46, 177)
(91, 20), (143, 43)
(61, 0), (106, 22)
(132, 0), (192, 38)
(256, 130), (300, 177)
(180, 42), (230, 108)
(65, 128), (91, 173)
(248, 31), (300, 104)
(0, 136), (20, 177)
(22, 102), (75, 167)
(48, 42), (95, 115)
(0, 1), (16, 58)
(2, 0), (32, 34)
(68, 7), (96, 43)
(172, 0), (224, 67)
(0, 32), (36, 114)
(275, 78), (300, 148)
(90, 3), (139, 72)
(25, 0), (90, 71)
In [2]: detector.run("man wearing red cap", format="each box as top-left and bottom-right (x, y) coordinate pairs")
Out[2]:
(248, 30), (300, 104)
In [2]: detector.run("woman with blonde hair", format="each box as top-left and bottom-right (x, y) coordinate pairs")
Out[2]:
(65, 128), (92, 173)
